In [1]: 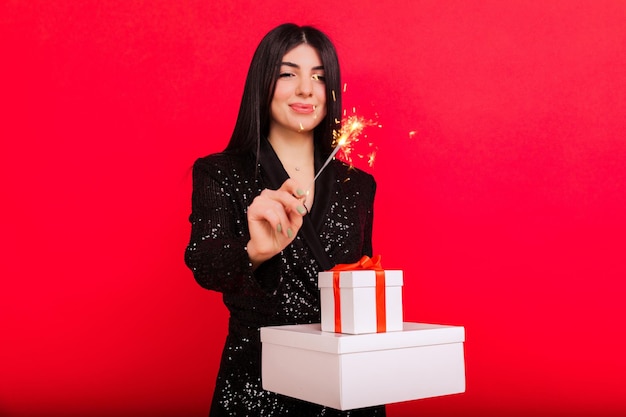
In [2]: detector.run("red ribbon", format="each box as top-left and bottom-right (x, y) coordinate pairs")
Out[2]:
(330, 255), (386, 333)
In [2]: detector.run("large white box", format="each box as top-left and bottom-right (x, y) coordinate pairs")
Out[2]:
(261, 322), (465, 411)
(318, 270), (403, 334)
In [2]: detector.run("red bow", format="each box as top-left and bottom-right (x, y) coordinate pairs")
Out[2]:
(331, 255), (386, 333)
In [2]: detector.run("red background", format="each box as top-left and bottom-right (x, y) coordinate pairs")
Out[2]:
(2, 1), (626, 416)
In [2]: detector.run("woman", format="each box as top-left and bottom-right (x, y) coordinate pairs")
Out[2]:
(185, 23), (383, 416)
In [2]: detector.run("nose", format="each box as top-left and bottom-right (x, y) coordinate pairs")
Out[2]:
(296, 76), (313, 97)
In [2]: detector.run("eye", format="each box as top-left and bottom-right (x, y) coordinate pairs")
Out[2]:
(312, 74), (325, 82)
(279, 72), (295, 79)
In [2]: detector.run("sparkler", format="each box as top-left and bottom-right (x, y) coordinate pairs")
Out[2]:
(302, 115), (370, 207)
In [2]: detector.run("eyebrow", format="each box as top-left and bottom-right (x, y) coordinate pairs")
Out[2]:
(280, 61), (325, 70)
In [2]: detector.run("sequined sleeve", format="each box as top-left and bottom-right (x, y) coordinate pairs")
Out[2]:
(362, 178), (376, 257)
(184, 155), (264, 296)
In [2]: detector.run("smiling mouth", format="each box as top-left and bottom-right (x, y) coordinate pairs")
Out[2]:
(290, 104), (315, 114)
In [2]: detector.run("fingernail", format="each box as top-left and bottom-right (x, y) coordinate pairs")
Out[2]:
(297, 205), (307, 215)
(296, 188), (305, 196)
(277, 224), (282, 233)
(287, 228), (294, 238)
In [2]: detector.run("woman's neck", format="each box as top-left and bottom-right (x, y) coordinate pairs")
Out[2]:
(267, 131), (315, 171)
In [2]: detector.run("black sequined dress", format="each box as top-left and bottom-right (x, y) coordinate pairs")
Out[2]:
(185, 139), (385, 416)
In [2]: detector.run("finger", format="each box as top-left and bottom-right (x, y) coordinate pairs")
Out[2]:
(270, 188), (308, 219)
(279, 178), (307, 201)
(286, 207), (304, 234)
(250, 187), (307, 239)
(249, 194), (291, 237)
(265, 192), (304, 236)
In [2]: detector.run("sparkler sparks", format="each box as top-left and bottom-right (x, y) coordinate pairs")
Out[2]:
(367, 150), (376, 167)
(302, 114), (376, 207)
(333, 114), (379, 168)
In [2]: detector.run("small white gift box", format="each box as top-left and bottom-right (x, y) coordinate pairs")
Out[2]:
(318, 269), (403, 334)
(261, 322), (466, 410)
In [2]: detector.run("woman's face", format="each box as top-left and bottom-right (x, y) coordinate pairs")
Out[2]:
(269, 44), (327, 137)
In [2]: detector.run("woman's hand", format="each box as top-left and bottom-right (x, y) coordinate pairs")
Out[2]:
(246, 179), (307, 269)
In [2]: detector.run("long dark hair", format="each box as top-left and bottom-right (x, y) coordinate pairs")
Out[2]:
(223, 23), (342, 160)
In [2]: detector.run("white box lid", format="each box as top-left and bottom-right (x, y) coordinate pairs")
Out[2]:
(318, 270), (403, 288)
(261, 322), (464, 354)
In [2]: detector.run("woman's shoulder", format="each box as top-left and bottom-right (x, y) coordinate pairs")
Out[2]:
(193, 151), (256, 176)
(331, 159), (376, 186)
